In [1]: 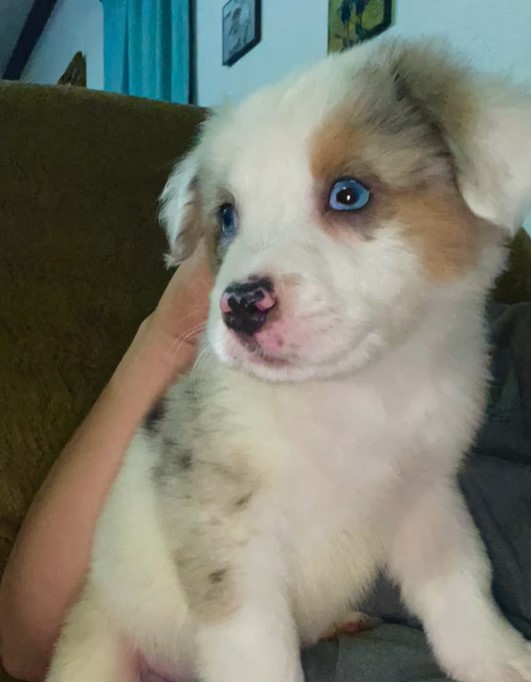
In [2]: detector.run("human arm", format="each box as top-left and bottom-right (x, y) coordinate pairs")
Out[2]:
(0, 243), (212, 681)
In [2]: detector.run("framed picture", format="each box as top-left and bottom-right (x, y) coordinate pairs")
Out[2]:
(222, 0), (261, 67)
(328, 0), (393, 53)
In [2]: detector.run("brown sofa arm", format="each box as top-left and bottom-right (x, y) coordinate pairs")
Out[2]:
(0, 83), (205, 654)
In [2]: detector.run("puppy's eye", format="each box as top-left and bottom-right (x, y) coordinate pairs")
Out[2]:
(328, 178), (370, 211)
(219, 203), (238, 240)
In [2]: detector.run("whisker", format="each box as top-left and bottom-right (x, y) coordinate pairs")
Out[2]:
(166, 323), (207, 360)
(167, 307), (207, 328)
(189, 345), (213, 382)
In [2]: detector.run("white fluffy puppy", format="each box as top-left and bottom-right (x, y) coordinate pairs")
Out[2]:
(46, 39), (531, 682)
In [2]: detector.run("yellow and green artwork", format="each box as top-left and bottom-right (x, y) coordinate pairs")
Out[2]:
(328, 0), (394, 53)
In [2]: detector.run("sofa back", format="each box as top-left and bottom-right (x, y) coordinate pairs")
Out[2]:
(0, 82), (204, 586)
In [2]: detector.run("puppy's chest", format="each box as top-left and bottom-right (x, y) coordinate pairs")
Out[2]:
(159, 376), (427, 637)
(246, 381), (408, 477)
(260, 444), (386, 639)
(197, 375), (422, 525)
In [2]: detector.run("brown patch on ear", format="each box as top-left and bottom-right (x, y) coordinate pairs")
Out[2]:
(387, 43), (478, 149)
(393, 187), (485, 281)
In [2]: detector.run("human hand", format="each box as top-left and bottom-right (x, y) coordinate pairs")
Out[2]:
(115, 240), (213, 395)
(143, 239), (213, 373)
(150, 238), (213, 354)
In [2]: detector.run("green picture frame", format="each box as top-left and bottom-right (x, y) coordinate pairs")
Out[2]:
(328, 0), (394, 53)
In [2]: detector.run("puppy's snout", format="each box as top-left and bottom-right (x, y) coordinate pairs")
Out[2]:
(221, 278), (277, 336)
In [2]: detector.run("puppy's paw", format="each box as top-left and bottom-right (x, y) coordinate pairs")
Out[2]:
(452, 638), (531, 682)
(320, 611), (382, 641)
(505, 641), (531, 682)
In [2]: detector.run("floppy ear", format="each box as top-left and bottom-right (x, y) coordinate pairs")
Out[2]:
(455, 85), (531, 234)
(159, 149), (203, 267)
(385, 41), (531, 234)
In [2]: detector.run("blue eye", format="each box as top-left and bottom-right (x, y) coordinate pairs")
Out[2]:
(328, 178), (370, 211)
(219, 203), (238, 240)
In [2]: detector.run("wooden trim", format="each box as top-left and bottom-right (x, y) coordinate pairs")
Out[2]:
(3, 0), (59, 80)
(189, 0), (197, 104)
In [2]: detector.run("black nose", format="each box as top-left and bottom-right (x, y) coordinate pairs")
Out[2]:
(220, 278), (276, 336)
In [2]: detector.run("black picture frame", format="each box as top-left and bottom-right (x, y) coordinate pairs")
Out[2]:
(364, 0), (393, 41)
(222, 0), (261, 67)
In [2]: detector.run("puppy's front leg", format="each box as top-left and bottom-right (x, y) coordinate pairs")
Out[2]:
(46, 584), (135, 682)
(193, 546), (303, 682)
(388, 481), (531, 682)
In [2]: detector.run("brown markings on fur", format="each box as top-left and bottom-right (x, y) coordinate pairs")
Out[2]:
(167, 448), (260, 624)
(234, 491), (253, 509)
(159, 437), (194, 475)
(177, 448), (194, 470)
(172, 177), (204, 262)
(310, 112), (443, 242)
(391, 187), (484, 281)
(203, 226), (222, 272)
(189, 182), (235, 274)
(176, 551), (240, 624)
(311, 123), (384, 239)
(310, 106), (485, 280)
(386, 41), (479, 153)
(311, 105), (451, 190)
(203, 201), (227, 273)
(167, 173), (227, 275)
(209, 568), (228, 584)
(144, 397), (166, 434)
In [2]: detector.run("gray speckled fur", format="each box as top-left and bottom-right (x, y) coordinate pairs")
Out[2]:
(148, 358), (259, 622)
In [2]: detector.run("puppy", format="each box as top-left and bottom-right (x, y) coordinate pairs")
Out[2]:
(46, 39), (531, 682)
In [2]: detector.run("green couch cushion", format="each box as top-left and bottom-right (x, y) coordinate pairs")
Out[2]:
(0, 82), (205, 591)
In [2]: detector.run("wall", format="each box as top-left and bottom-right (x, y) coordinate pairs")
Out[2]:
(196, 0), (531, 106)
(0, 0), (33, 75)
(22, 0), (531, 103)
(22, 0), (103, 90)
(196, 0), (328, 107)
(389, 0), (531, 88)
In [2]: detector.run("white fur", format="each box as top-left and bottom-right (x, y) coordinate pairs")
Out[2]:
(47, 40), (531, 682)
(458, 86), (531, 233)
